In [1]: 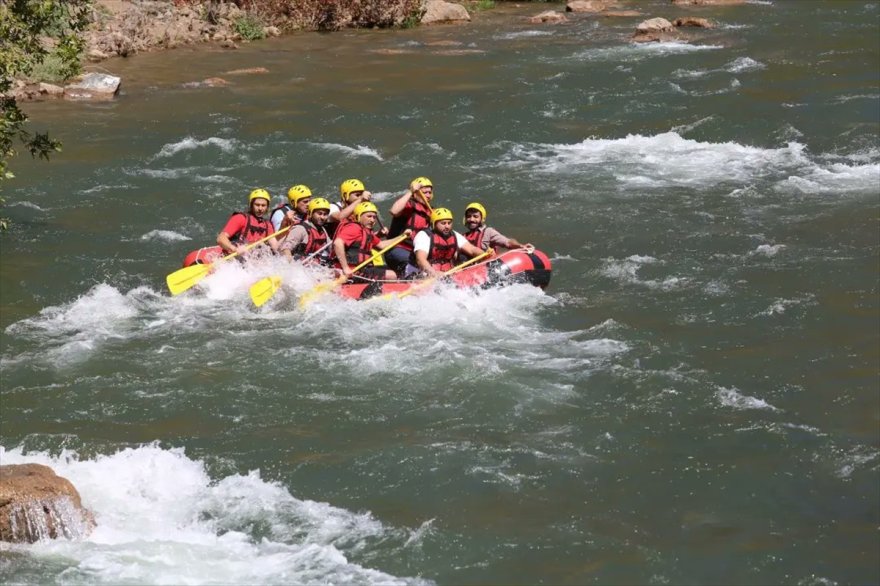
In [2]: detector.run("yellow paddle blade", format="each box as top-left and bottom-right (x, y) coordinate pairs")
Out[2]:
(166, 263), (212, 296)
(249, 275), (282, 308)
(298, 277), (345, 308)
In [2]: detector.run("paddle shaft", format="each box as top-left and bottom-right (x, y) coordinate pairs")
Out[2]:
(397, 248), (493, 299)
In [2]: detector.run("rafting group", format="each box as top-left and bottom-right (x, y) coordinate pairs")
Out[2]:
(166, 177), (552, 305)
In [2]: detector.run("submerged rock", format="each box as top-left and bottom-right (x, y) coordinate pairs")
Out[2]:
(529, 10), (568, 24)
(0, 463), (96, 543)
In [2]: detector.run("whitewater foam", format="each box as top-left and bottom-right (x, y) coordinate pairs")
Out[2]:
(0, 445), (430, 585)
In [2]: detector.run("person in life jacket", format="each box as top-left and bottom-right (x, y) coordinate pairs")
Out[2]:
(386, 176), (435, 274)
(408, 207), (486, 279)
(279, 197), (332, 266)
(269, 184), (312, 232)
(334, 201), (410, 282)
(217, 188), (280, 255)
(461, 202), (531, 254)
(326, 178), (378, 239)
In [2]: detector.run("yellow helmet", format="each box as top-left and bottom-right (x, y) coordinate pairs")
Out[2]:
(308, 197), (331, 214)
(412, 176), (433, 189)
(287, 184), (312, 205)
(249, 188), (271, 204)
(464, 202), (487, 225)
(354, 201), (378, 221)
(430, 207), (453, 226)
(340, 179), (366, 202)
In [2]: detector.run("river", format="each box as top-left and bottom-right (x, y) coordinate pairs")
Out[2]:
(1, 1), (878, 584)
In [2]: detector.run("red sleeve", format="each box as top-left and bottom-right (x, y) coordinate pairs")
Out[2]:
(370, 233), (381, 248)
(220, 214), (246, 237)
(336, 222), (362, 246)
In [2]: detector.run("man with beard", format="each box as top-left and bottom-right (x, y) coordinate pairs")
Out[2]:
(461, 202), (531, 254)
(279, 197), (333, 266)
(409, 207), (485, 279)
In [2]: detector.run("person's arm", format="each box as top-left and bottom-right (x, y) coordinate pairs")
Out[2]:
(484, 226), (530, 251)
(377, 229), (411, 250)
(216, 214), (245, 254)
(279, 226), (307, 259)
(411, 231), (438, 277)
(333, 237), (352, 275)
(389, 192), (412, 216)
(331, 192), (369, 222)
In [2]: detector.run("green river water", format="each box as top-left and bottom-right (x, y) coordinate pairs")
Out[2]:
(1, 1), (878, 584)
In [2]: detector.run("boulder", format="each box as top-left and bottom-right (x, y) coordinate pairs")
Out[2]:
(566, 0), (616, 13)
(673, 17), (716, 27)
(528, 10), (568, 24)
(632, 17), (681, 43)
(421, 0), (470, 25)
(0, 464), (95, 543)
(64, 72), (121, 100)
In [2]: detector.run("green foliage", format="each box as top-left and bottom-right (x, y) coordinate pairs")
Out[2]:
(473, 0), (496, 11)
(0, 0), (91, 229)
(233, 14), (266, 40)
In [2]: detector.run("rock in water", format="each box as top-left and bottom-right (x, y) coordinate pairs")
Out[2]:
(0, 463), (96, 543)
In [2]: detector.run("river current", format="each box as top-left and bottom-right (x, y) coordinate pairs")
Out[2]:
(1, 1), (878, 584)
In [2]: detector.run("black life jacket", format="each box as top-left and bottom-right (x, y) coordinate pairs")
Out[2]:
(229, 212), (271, 245)
(412, 229), (458, 272)
(324, 200), (348, 239)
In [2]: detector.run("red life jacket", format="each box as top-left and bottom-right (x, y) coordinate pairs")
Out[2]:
(292, 221), (329, 261)
(413, 229), (458, 272)
(464, 227), (485, 250)
(389, 200), (431, 250)
(229, 212), (272, 245)
(342, 223), (376, 268)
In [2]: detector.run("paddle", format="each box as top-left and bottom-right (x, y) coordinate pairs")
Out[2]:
(248, 239), (333, 308)
(298, 233), (409, 308)
(166, 225), (290, 296)
(414, 188), (434, 215)
(394, 248), (494, 300)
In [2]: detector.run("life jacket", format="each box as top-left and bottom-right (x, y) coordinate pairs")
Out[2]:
(464, 226), (485, 250)
(341, 223), (376, 269)
(293, 221), (329, 263)
(271, 203), (304, 230)
(411, 229), (458, 272)
(388, 200), (431, 249)
(229, 212), (272, 245)
(324, 200), (348, 239)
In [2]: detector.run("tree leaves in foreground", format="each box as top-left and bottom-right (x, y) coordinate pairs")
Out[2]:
(0, 0), (91, 229)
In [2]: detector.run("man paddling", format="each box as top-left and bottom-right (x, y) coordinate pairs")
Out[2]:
(408, 207), (486, 279)
(269, 184), (312, 232)
(385, 176), (435, 275)
(279, 197), (332, 265)
(216, 188), (280, 256)
(334, 201), (409, 281)
(462, 202), (531, 253)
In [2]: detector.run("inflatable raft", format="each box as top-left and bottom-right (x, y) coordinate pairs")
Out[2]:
(180, 246), (552, 299)
(335, 248), (552, 300)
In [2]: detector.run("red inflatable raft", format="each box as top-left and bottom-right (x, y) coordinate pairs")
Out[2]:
(334, 248), (552, 300)
(180, 246), (552, 299)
